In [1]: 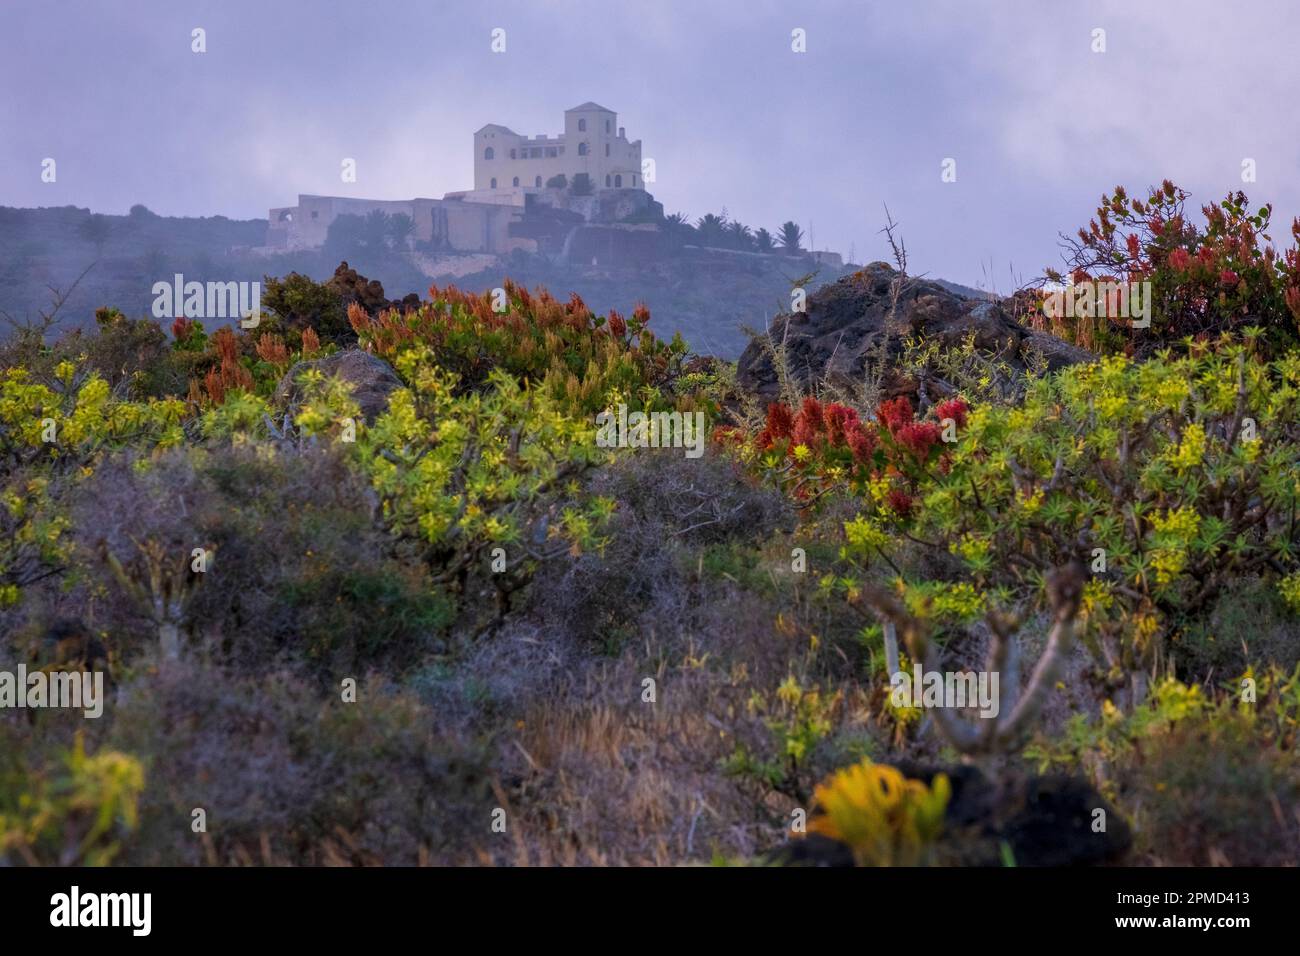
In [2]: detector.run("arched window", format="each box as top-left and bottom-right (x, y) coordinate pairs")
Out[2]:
(605, 144), (610, 157)
(535, 176), (542, 187)
(632, 175), (638, 187)
(578, 142), (588, 156)
(484, 147), (494, 160)
(490, 177), (497, 188)
(512, 177), (520, 187)
(578, 118), (586, 131)
(605, 120), (611, 133)
(614, 174), (622, 188)
(605, 175), (611, 187)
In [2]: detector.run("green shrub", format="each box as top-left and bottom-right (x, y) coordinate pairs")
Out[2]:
(835, 342), (1300, 688)
(261, 271), (350, 343)
(77, 443), (451, 674)
(0, 731), (144, 866)
(1026, 669), (1300, 865)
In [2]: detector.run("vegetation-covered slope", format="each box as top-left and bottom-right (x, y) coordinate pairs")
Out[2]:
(2, 183), (1298, 867)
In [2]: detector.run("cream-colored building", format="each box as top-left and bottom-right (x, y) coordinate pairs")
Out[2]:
(264, 102), (648, 252)
(265, 194), (526, 254)
(472, 102), (644, 198)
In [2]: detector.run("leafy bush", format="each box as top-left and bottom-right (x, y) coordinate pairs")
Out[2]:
(0, 361), (185, 607)
(352, 360), (613, 602)
(1025, 669), (1300, 865)
(870, 342), (1300, 688)
(725, 675), (843, 801)
(76, 444), (451, 674)
(1028, 181), (1300, 355)
(177, 320), (327, 408)
(0, 731), (144, 866)
(261, 271), (350, 343)
(348, 280), (686, 413)
(724, 338), (1300, 716)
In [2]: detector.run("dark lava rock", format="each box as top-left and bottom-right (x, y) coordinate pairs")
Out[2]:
(326, 261), (421, 316)
(736, 262), (1093, 406)
(272, 348), (403, 423)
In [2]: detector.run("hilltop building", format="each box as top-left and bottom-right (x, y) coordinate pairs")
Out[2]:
(466, 102), (644, 200)
(265, 103), (650, 254)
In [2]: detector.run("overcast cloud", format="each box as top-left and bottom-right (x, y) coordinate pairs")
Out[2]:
(2, 0), (1296, 288)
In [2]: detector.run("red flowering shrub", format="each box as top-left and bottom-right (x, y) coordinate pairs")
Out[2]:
(254, 332), (290, 369)
(348, 280), (685, 414)
(175, 319), (326, 409)
(736, 393), (968, 512)
(189, 327), (254, 407)
(1027, 181), (1300, 355)
(934, 397), (969, 429)
(170, 316), (208, 353)
(300, 326), (321, 357)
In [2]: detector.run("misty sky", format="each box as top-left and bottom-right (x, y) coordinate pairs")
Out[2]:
(3, 0), (1298, 289)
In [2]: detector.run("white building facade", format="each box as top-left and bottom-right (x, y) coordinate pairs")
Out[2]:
(472, 102), (644, 199)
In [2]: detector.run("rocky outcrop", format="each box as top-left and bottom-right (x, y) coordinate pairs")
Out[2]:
(325, 261), (420, 316)
(272, 348), (403, 423)
(736, 262), (1093, 405)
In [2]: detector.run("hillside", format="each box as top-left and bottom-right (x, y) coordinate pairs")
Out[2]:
(0, 204), (855, 358)
(3, 180), (1299, 871)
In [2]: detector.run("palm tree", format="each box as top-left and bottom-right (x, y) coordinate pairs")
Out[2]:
(725, 220), (754, 250)
(696, 213), (726, 245)
(754, 227), (775, 253)
(777, 220), (804, 254)
(361, 209), (390, 252)
(387, 213), (415, 250)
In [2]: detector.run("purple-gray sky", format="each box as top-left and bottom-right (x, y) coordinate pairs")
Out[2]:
(3, 0), (1297, 289)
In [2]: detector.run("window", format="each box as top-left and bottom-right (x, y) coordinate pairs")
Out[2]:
(578, 118), (586, 131)
(605, 144), (610, 156)
(578, 142), (588, 156)
(614, 174), (622, 188)
(605, 175), (611, 187)
(311, 211), (319, 219)
(546, 147), (557, 158)
(490, 177), (497, 188)
(632, 175), (637, 187)
(509, 149), (516, 159)
(559, 146), (565, 155)
(484, 147), (494, 160)
(605, 120), (611, 133)
(512, 177), (520, 187)
(531, 148), (542, 158)
(535, 176), (542, 187)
